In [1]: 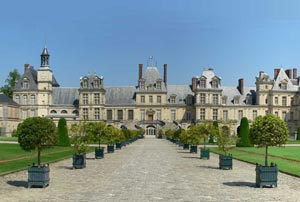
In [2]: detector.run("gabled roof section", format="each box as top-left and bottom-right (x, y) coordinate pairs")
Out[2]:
(273, 68), (298, 91)
(167, 85), (193, 104)
(221, 86), (256, 105)
(52, 87), (79, 106)
(105, 86), (135, 106)
(14, 66), (38, 91)
(0, 93), (19, 106)
(199, 68), (222, 88)
(144, 67), (161, 86)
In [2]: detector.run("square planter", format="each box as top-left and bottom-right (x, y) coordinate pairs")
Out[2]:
(95, 147), (104, 159)
(183, 144), (190, 150)
(116, 143), (122, 150)
(219, 154), (232, 169)
(107, 145), (115, 153)
(72, 154), (86, 169)
(190, 145), (198, 153)
(200, 148), (210, 159)
(178, 142), (184, 147)
(256, 163), (278, 188)
(28, 164), (50, 188)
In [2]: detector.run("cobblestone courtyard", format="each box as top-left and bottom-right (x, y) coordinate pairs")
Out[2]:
(1, 137), (300, 201)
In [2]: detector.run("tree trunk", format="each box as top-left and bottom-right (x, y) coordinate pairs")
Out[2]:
(37, 149), (41, 166)
(203, 138), (206, 149)
(265, 145), (268, 166)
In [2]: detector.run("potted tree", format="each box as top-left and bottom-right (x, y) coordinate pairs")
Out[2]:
(16, 117), (57, 188)
(86, 122), (106, 159)
(103, 125), (117, 153)
(70, 123), (89, 169)
(186, 125), (202, 153)
(250, 114), (289, 188)
(179, 129), (189, 150)
(217, 125), (237, 169)
(115, 128), (125, 150)
(199, 121), (215, 159)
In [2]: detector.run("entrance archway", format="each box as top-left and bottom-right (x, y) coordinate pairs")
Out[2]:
(146, 125), (156, 135)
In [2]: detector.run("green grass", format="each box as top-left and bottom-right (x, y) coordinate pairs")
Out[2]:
(287, 139), (300, 144)
(0, 144), (94, 176)
(210, 147), (300, 176)
(0, 136), (18, 141)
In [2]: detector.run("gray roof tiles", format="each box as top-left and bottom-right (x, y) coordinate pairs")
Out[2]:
(52, 87), (79, 106)
(0, 93), (19, 106)
(105, 86), (136, 106)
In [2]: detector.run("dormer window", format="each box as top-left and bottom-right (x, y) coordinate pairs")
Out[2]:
(200, 78), (206, 88)
(222, 96), (227, 105)
(233, 96), (240, 104)
(157, 80), (161, 90)
(82, 79), (88, 88)
(211, 80), (219, 88)
(140, 81), (145, 90)
(94, 79), (100, 88)
(170, 95), (176, 103)
(22, 78), (29, 89)
(280, 82), (287, 90)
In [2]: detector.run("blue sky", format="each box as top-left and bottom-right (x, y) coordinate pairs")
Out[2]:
(1, 0), (300, 87)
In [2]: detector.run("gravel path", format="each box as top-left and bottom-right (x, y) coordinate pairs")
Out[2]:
(1, 137), (300, 202)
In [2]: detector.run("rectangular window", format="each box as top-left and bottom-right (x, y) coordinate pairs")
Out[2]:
(282, 111), (286, 121)
(149, 96), (153, 104)
(141, 96), (145, 103)
(275, 111), (278, 117)
(253, 110), (257, 120)
(107, 110), (112, 120)
(83, 108), (88, 120)
(23, 81), (29, 89)
(117, 110), (123, 120)
(171, 109), (176, 121)
(200, 108), (205, 121)
(290, 112), (294, 121)
(212, 80), (218, 88)
(30, 110), (35, 117)
(275, 97), (278, 105)
(282, 96), (287, 106)
(140, 110), (145, 120)
(157, 96), (161, 104)
(222, 97), (227, 105)
(22, 110), (27, 119)
(94, 93), (100, 105)
(23, 95), (27, 105)
(157, 81), (161, 90)
(156, 109), (161, 120)
(31, 95), (35, 105)
(223, 110), (228, 122)
(94, 80), (100, 88)
(200, 93), (206, 104)
(170, 96), (176, 103)
(186, 111), (191, 121)
(238, 110), (243, 120)
(15, 95), (20, 104)
(200, 79), (206, 88)
(213, 94), (218, 105)
(128, 110), (134, 120)
(94, 108), (100, 120)
(83, 93), (88, 105)
(213, 109), (218, 121)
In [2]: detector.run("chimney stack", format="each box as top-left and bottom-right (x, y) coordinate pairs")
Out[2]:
(138, 64), (143, 80)
(274, 69), (280, 79)
(164, 64), (167, 85)
(238, 78), (244, 95)
(285, 69), (292, 79)
(293, 68), (297, 79)
(192, 77), (197, 91)
(259, 71), (264, 77)
(24, 64), (30, 72)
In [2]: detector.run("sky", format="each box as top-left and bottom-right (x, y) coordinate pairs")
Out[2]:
(1, 0), (300, 88)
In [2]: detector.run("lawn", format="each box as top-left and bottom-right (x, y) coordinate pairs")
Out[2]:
(0, 136), (18, 141)
(0, 144), (94, 176)
(210, 146), (300, 177)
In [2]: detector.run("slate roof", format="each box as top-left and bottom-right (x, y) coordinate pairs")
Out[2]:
(14, 67), (38, 91)
(105, 86), (136, 106)
(52, 87), (79, 106)
(221, 86), (256, 105)
(0, 93), (19, 106)
(272, 68), (298, 91)
(167, 85), (193, 104)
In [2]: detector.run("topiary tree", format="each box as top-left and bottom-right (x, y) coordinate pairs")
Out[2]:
(250, 114), (289, 166)
(56, 118), (70, 146)
(236, 117), (251, 147)
(17, 117), (57, 166)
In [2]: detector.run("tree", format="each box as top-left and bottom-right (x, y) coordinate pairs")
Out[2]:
(0, 69), (20, 98)
(217, 125), (237, 155)
(56, 118), (70, 146)
(250, 114), (289, 166)
(209, 121), (219, 143)
(69, 122), (89, 154)
(236, 117), (251, 147)
(17, 117), (57, 166)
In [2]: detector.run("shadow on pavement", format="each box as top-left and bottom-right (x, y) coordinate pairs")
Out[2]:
(223, 181), (256, 188)
(197, 165), (219, 170)
(7, 180), (27, 188)
(57, 165), (73, 170)
(177, 151), (190, 153)
(182, 156), (199, 159)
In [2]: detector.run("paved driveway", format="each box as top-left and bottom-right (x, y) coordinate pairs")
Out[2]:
(1, 137), (300, 202)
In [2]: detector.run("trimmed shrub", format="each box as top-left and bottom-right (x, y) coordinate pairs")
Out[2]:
(236, 117), (252, 147)
(56, 118), (70, 146)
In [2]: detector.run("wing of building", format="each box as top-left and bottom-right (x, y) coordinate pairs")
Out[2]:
(6, 48), (299, 136)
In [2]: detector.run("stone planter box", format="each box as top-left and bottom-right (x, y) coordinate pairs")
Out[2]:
(107, 145), (115, 153)
(219, 154), (232, 169)
(28, 164), (50, 188)
(183, 144), (190, 150)
(256, 163), (278, 188)
(116, 143), (122, 150)
(190, 145), (198, 153)
(72, 154), (86, 169)
(95, 147), (104, 159)
(200, 148), (210, 159)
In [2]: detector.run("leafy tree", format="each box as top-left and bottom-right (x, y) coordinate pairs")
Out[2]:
(217, 125), (237, 155)
(56, 118), (70, 146)
(236, 117), (251, 147)
(250, 114), (289, 166)
(0, 69), (20, 98)
(69, 122), (89, 154)
(209, 121), (219, 143)
(17, 117), (57, 166)
(86, 122), (106, 147)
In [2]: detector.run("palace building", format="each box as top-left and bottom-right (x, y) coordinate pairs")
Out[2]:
(5, 47), (300, 136)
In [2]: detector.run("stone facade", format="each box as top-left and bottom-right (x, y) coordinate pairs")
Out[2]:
(9, 48), (300, 136)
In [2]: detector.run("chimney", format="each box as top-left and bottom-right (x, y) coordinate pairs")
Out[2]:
(164, 64), (167, 85)
(285, 69), (292, 78)
(24, 64), (30, 72)
(259, 71), (264, 77)
(274, 69), (280, 79)
(192, 77), (197, 91)
(238, 78), (244, 95)
(138, 64), (143, 80)
(293, 68), (297, 79)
